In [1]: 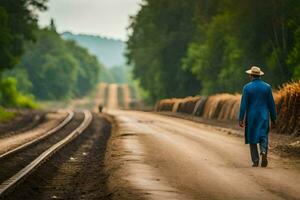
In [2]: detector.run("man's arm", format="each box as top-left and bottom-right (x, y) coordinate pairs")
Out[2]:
(267, 87), (276, 126)
(239, 86), (248, 127)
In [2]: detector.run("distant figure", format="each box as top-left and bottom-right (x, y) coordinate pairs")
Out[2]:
(239, 66), (276, 167)
(98, 104), (104, 113)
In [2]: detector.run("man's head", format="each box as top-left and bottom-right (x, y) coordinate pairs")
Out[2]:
(246, 66), (264, 80)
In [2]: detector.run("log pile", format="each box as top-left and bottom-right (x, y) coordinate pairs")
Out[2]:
(176, 96), (200, 114)
(155, 99), (178, 112)
(155, 81), (300, 135)
(275, 81), (300, 136)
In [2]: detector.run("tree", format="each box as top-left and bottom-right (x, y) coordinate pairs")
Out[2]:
(12, 27), (102, 100)
(0, 0), (47, 73)
(183, 0), (300, 94)
(127, 0), (201, 102)
(65, 40), (101, 97)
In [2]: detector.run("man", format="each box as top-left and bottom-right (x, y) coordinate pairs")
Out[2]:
(239, 66), (276, 167)
(98, 104), (104, 113)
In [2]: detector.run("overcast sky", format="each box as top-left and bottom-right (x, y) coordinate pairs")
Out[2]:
(38, 0), (143, 41)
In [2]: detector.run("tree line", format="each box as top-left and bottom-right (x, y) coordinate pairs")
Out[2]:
(7, 25), (102, 100)
(0, 0), (106, 108)
(127, 0), (300, 102)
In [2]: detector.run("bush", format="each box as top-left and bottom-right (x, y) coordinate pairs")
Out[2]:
(0, 107), (15, 122)
(15, 94), (38, 109)
(0, 77), (38, 109)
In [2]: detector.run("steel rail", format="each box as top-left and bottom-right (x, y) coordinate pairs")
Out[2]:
(0, 111), (74, 160)
(0, 110), (92, 197)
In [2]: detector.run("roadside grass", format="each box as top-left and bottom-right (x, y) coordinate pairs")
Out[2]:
(0, 107), (15, 122)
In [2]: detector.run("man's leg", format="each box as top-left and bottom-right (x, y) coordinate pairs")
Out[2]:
(259, 135), (268, 154)
(250, 144), (259, 167)
(259, 135), (268, 167)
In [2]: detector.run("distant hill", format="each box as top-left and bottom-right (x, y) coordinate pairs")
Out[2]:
(62, 32), (126, 68)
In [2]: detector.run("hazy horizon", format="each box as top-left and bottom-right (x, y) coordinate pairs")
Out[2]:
(38, 0), (143, 41)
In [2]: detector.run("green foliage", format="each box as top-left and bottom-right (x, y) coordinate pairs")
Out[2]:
(0, 1), (105, 107)
(0, 7), (14, 72)
(0, 107), (15, 122)
(99, 67), (116, 83)
(287, 28), (300, 80)
(65, 40), (101, 97)
(109, 65), (131, 84)
(5, 68), (33, 94)
(9, 27), (102, 100)
(62, 32), (131, 84)
(183, 12), (244, 94)
(0, 0), (47, 72)
(0, 77), (38, 108)
(0, 77), (18, 107)
(184, 0), (300, 93)
(15, 94), (38, 109)
(127, 0), (201, 102)
(16, 28), (77, 100)
(128, 0), (300, 100)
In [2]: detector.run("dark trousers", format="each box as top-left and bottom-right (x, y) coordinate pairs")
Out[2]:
(249, 135), (268, 163)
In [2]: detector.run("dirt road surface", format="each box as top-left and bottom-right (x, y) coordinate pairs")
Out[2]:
(107, 84), (119, 110)
(122, 84), (131, 109)
(106, 110), (300, 200)
(93, 83), (108, 112)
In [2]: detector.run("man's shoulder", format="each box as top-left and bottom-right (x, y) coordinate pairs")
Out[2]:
(259, 80), (272, 89)
(243, 82), (253, 89)
(243, 80), (271, 90)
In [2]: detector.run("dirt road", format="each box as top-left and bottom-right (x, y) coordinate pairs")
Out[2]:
(122, 84), (131, 109)
(106, 110), (300, 200)
(106, 84), (119, 110)
(93, 83), (108, 112)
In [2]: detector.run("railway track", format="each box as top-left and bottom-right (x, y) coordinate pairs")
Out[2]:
(0, 110), (92, 198)
(0, 111), (74, 160)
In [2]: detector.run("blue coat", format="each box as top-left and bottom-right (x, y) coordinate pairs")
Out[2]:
(239, 79), (276, 144)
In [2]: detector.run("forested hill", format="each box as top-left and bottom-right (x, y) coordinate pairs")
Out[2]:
(62, 32), (126, 68)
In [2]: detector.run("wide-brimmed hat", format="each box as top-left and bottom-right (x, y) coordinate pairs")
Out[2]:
(246, 66), (264, 76)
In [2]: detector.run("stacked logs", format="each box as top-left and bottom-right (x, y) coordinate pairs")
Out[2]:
(155, 98), (178, 112)
(275, 81), (300, 136)
(176, 96), (201, 114)
(202, 94), (241, 120)
(155, 81), (300, 135)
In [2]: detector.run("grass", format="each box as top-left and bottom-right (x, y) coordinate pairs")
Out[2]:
(0, 107), (15, 123)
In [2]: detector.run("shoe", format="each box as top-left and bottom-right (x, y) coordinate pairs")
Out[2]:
(261, 153), (268, 167)
(252, 161), (259, 167)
